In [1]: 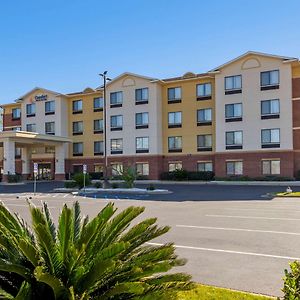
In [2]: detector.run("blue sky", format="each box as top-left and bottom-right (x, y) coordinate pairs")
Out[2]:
(0, 0), (299, 103)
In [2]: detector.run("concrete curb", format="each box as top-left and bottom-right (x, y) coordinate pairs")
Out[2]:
(81, 188), (172, 194)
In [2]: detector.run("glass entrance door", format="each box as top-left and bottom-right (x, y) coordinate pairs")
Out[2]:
(37, 163), (52, 180)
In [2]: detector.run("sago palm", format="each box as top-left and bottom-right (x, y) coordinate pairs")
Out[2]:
(0, 201), (192, 299)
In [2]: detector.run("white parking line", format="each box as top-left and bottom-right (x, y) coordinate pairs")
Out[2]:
(176, 224), (300, 236)
(147, 242), (300, 261)
(206, 214), (300, 221)
(63, 194), (68, 198)
(5, 203), (56, 208)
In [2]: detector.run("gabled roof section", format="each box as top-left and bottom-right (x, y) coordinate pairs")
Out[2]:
(15, 87), (63, 102)
(96, 72), (157, 90)
(209, 51), (299, 73)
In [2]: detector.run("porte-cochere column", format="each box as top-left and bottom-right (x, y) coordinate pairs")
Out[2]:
(3, 138), (16, 182)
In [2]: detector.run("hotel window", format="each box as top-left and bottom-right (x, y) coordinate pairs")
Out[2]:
(94, 141), (104, 155)
(15, 148), (21, 159)
(72, 100), (83, 114)
(94, 164), (103, 173)
(111, 138), (123, 154)
(226, 161), (243, 175)
(110, 91), (123, 107)
(136, 137), (149, 153)
(45, 101), (55, 115)
(45, 146), (55, 154)
(111, 163), (123, 176)
(94, 97), (104, 111)
(225, 103), (242, 122)
(45, 122), (55, 135)
(73, 142), (83, 156)
(26, 123), (36, 132)
(262, 159), (280, 175)
(94, 119), (104, 133)
(135, 88), (149, 104)
(224, 75), (242, 94)
(168, 112), (182, 128)
(26, 103), (36, 117)
(261, 70), (279, 90)
(197, 134), (212, 151)
(261, 129), (280, 148)
(168, 136), (182, 152)
(73, 121), (83, 135)
(168, 162), (182, 172)
(12, 127), (22, 131)
(136, 163), (149, 176)
(197, 83), (212, 100)
(261, 99), (280, 119)
(136, 112), (149, 129)
(110, 115), (123, 131)
(197, 162), (213, 172)
(12, 108), (21, 120)
(168, 87), (181, 103)
(197, 108), (212, 125)
(226, 131), (243, 149)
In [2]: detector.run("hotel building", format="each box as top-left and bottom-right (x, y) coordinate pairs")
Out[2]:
(1, 51), (300, 181)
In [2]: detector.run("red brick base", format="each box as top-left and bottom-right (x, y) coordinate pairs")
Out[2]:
(55, 174), (65, 181)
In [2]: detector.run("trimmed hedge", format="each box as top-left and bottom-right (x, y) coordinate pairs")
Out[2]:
(160, 170), (215, 181)
(7, 174), (22, 183)
(64, 181), (77, 188)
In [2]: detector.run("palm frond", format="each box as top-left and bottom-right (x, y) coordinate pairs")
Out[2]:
(43, 203), (56, 241)
(14, 281), (32, 300)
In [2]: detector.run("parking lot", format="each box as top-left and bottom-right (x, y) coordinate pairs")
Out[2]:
(0, 183), (300, 297)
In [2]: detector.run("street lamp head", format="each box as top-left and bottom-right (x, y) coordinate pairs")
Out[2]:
(107, 77), (112, 81)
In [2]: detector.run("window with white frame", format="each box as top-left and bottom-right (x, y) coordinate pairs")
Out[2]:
(136, 163), (149, 176)
(94, 97), (104, 111)
(168, 136), (182, 152)
(225, 103), (242, 120)
(135, 88), (149, 103)
(26, 123), (36, 132)
(261, 129), (280, 148)
(94, 119), (103, 132)
(26, 103), (36, 116)
(262, 159), (280, 175)
(168, 162), (182, 172)
(111, 139), (123, 154)
(111, 163), (123, 176)
(225, 75), (242, 93)
(197, 108), (212, 124)
(197, 135), (212, 151)
(135, 112), (149, 128)
(168, 112), (182, 127)
(226, 161), (243, 175)
(12, 108), (21, 119)
(197, 162), (213, 172)
(168, 87), (181, 102)
(226, 131), (243, 149)
(15, 148), (21, 158)
(73, 142), (83, 156)
(261, 99), (280, 118)
(197, 83), (212, 99)
(94, 141), (104, 155)
(72, 100), (82, 113)
(110, 92), (123, 106)
(72, 121), (83, 135)
(261, 70), (279, 88)
(136, 137), (149, 153)
(110, 115), (123, 130)
(45, 122), (55, 135)
(45, 101), (55, 114)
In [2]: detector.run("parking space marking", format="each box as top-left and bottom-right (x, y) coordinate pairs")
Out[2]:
(176, 224), (300, 236)
(147, 242), (300, 261)
(206, 214), (300, 221)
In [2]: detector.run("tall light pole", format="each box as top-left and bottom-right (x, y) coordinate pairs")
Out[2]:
(99, 71), (111, 188)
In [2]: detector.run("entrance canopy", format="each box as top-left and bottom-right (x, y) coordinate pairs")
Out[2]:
(0, 131), (72, 181)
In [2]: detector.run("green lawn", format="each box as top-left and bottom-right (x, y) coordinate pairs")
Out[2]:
(176, 284), (275, 300)
(276, 192), (300, 197)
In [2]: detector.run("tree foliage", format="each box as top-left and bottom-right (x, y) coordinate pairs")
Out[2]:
(0, 201), (193, 299)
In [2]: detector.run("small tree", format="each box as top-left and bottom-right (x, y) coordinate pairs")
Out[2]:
(73, 173), (91, 189)
(0, 201), (193, 299)
(111, 165), (137, 188)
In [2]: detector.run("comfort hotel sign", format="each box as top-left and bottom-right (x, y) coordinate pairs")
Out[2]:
(35, 94), (48, 101)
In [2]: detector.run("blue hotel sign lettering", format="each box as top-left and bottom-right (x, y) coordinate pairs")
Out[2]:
(35, 94), (48, 101)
